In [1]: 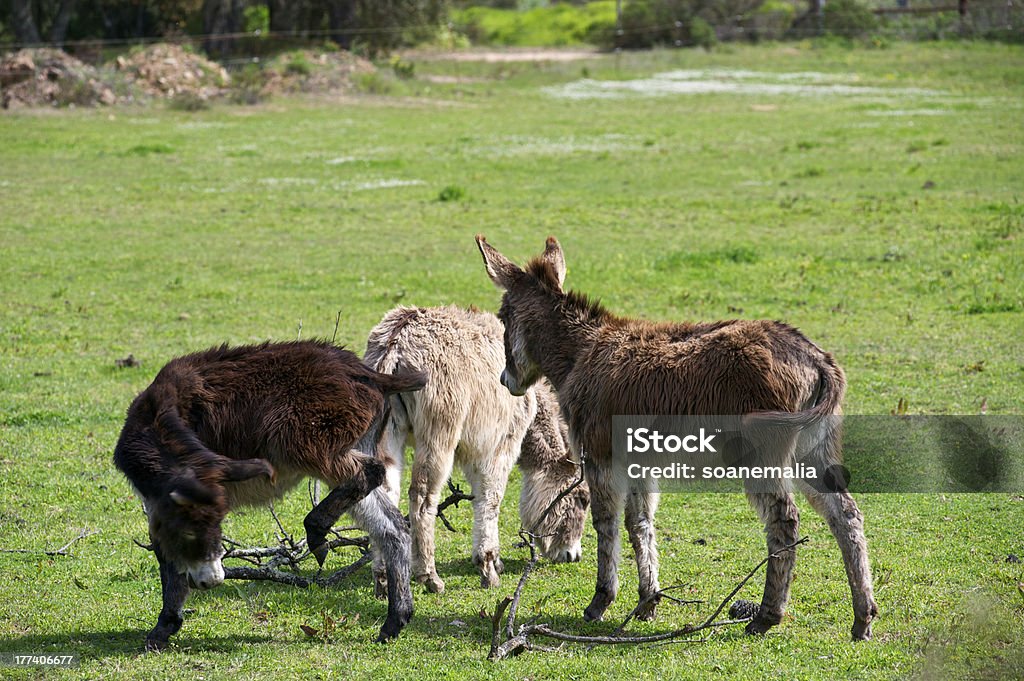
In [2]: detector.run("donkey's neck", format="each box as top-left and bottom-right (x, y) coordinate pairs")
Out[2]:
(527, 289), (605, 391)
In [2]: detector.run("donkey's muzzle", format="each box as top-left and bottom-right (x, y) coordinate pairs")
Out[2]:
(499, 369), (526, 396)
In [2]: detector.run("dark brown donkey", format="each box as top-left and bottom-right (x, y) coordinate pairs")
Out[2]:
(476, 235), (878, 640)
(113, 340), (426, 650)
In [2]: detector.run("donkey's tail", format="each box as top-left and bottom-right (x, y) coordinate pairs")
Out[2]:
(355, 308), (422, 472)
(363, 306), (428, 396)
(743, 354), (845, 429)
(373, 368), (428, 396)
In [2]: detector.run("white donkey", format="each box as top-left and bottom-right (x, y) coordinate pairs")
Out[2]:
(364, 305), (590, 593)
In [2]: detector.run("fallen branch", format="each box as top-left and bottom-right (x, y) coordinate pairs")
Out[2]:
(223, 553), (373, 588)
(487, 536), (806, 659)
(132, 478), (474, 588)
(436, 480), (474, 533)
(0, 528), (99, 557)
(599, 583), (703, 646)
(131, 529), (372, 587)
(501, 454), (588, 642)
(486, 450), (810, 660)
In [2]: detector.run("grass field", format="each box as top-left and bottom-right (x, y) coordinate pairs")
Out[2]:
(1, 41), (1022, 679)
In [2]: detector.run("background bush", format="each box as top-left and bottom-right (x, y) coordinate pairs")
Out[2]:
(454, 2), (617, 46)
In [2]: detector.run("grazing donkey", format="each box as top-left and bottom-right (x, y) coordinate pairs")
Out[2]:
(113, 341), (426, 650)
(364, 306), (589, 593)
(476, 236), (879, 640)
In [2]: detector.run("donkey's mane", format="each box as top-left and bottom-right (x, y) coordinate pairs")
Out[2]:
(525, 257), (561, 291)
(525, 257), (610, 326)
(562, 288), (610, 326)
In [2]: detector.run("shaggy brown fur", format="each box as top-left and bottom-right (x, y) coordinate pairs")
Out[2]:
(113, 340), (425, 650)
(477, 235), (878, 641)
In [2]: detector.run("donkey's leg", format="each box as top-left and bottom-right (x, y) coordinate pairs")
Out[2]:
(304, 457), (386, 567)
(625, 482), (661, 621)
(745, 484), (800, 636)
(349, 487), (414, 642)
(145, 544), (191, 652)
(799, 483), (878, 640)
(463, 442), (516, 588)
(583, 459), (626, 622)
(370, 460), (404, 599)
(371, 400), (409, 599)
(408, 432), (457, 594)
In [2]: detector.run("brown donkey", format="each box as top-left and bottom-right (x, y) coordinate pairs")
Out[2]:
(476, 235), (878, 640)
(114, 341), (425, 649)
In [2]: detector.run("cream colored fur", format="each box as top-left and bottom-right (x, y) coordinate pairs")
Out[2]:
(365, 305), (588, 593)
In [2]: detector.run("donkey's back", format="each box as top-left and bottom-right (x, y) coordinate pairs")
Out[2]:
(582, 317), (838, 417)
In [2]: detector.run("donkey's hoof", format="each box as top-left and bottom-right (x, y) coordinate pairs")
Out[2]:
(144, 638), (168, 653)
(851, 601), (879, 641)
(851, 618), (874, 641)
(310, 544), (329, 568)
(305, 530), (329, 567)
(583, 592), (612, 622)
(744, 614), (780, 636)
(479, 569), (500, 589)
(416, 573), (445, 594)
(635, 597), (659, 622)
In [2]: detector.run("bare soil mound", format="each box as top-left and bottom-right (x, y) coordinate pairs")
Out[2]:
(1, 48), (118, 109)
(259, 50), (375, 96)
(114, 43), (230, 100)
(2, 44), (375, 109)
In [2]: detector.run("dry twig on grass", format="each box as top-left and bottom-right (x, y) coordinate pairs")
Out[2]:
(490, 536), (808, 659)
(436, 480), (474, 533)
(0, 528), (100, 557)
(485, 451), (810, 659)
(131, 482), (473, 588)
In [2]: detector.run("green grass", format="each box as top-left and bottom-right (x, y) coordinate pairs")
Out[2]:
(1, 42), (1022, 679)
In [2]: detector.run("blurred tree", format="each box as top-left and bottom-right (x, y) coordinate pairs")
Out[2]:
(325, 0), (357, 48)
(8, 0), (79, 46)
(268, 0), (304, 33)
(352, 0), (448, 55)
(1, 0), (448, 57)
(203, 0), (245, 56)
(9, 0), (42, 44)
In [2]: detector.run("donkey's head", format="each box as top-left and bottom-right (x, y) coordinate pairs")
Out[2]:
(148, 458), (273, 589)
(520, 464), (589, 563)
(518, 382), (589, 562)
(476, 235), (566, 396)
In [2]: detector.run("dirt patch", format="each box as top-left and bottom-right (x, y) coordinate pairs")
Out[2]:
(1, 49), (118, 109)
(114, 43), (230, 100)
(405, 48), (600, 63)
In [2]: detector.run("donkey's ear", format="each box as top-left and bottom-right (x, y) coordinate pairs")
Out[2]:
(542, 236), (566, 290)
(219, 458), (275, 484)
(476, 234), (521, 290)
(169, 475), (217, 507)
(170, 490), (197, 507)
